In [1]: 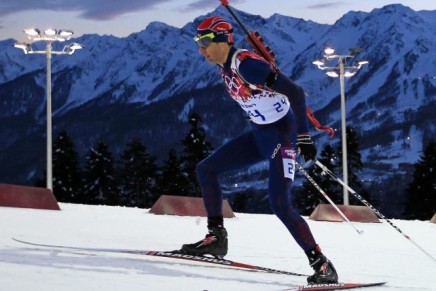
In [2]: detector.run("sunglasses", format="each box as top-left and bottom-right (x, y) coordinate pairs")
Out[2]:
(194, 32), (215, 48)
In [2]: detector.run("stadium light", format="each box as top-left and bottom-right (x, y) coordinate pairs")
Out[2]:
(14, 28), (83, 191)
(312, 47), (368, 205)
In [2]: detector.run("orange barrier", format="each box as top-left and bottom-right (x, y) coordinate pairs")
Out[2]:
(0, 183), (60, 210)
(150, 195), (235, 218)
(310, 204), (379, 223)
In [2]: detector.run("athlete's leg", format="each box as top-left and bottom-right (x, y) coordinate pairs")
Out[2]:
(197, 130), (264, 218)
(180, 131), (263, 257)
(253, 113), (317, 252)
(252, 113), (338, 283)
(268, 146), (317, 251)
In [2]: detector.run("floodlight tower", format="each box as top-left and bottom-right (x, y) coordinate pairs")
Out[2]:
(312, 47), (368, 205)
(14, 29), (83, 191)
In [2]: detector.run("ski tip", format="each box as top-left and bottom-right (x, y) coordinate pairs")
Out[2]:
(285, 281), (387, 291)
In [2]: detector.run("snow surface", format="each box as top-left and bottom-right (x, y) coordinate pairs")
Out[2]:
(1, 203), (435, 291)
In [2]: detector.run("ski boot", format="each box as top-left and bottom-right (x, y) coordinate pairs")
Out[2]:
(180, 227), (228, 259)
(306, 245), (338, 284)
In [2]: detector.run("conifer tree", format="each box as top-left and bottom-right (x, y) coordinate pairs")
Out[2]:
(403, 141), (436, 220)
(83, 141), (119, 205)
(52, 130), (84, 203)
(336, 126), (371, 204)
(294, 162), (319, 215)
(157, 149), (190, 196)
(181, 112), (214, 197)
(317, 144), (342, 203)
(295, 144), (339, 215)
(118, 138), (159, 208)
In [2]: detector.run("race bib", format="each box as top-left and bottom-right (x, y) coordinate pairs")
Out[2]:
(280, 147), (297, 180)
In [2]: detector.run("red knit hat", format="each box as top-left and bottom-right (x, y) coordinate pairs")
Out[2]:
(195, 16), (233, 44)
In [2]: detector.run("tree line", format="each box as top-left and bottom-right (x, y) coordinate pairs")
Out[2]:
(35, 112), (213, 208)
(292, 127), (435, 220)
(38, 111), (435, 220)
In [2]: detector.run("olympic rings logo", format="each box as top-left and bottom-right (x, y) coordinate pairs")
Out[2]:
(224, 75), (242, 95)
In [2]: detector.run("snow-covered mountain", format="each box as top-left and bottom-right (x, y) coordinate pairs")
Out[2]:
(0, 5), (435, 194)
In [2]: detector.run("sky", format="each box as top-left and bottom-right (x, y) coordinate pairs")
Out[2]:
(1, 202), (435, 290)
(2, 0), (436, 42)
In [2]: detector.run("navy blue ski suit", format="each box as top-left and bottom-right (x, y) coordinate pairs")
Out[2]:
(197, 47), (317, 252)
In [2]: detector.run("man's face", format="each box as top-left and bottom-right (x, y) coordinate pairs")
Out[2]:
(198, 42), (229, 66)
(194, 31), (230, 66)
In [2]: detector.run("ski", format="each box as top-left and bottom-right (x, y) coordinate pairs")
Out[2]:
(285, 282), (387, 291)
(12, 238), (306, 277)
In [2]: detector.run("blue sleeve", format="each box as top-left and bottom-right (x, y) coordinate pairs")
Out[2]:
(271, 72), (309, 134)
(238, 58), (309, 134)
(238, 57), (272, 85)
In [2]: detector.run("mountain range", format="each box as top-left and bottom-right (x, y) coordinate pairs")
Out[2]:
(0, 4), (435, 203)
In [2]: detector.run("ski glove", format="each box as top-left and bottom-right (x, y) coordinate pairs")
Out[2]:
(296, 134), (317, 162)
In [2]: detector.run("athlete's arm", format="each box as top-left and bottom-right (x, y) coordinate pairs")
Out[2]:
(271, 72), (309, 134)
(239, 58), (309, 134)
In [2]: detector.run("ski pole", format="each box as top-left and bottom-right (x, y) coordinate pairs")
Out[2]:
(295, 161), (363, 235)
(314, 159), (436, 263)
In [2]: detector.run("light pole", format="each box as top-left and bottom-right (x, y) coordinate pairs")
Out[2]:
(312, 47), (368, 205)
(14, 29), (83, 191)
